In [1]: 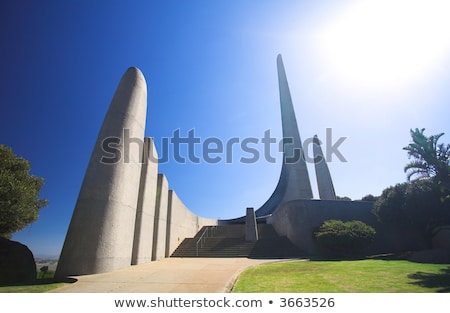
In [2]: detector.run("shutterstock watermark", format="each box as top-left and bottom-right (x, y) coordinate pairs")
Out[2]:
(100, 128), (347, 165)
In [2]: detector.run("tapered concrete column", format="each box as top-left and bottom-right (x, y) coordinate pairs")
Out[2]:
(56, 67), (147, 278)
(152, 174), (169, 261)
(132, 137), (158, 265)
(313, 135), (336, 200)
(245, 207), (258, 241)
(277, 54), (313, 201)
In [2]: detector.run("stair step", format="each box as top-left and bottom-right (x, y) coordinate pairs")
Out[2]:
(171, 224), (304, 258)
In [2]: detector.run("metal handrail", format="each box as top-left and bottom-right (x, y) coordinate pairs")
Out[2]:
(196, 225), (217, 256)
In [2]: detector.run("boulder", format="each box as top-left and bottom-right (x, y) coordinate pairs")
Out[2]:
(0, 237), (36, 285)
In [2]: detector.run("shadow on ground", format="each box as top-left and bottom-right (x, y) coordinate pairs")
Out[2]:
(408, 266), (450, 293)
(0, 277), (77, 288)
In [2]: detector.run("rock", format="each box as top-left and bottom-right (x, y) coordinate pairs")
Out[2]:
(0, 237), (36, 285)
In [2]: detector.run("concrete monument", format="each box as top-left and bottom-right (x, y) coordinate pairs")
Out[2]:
(56, 67), (216, 278)
(58, 55), (417, 277)
(56, 67), (147, 277)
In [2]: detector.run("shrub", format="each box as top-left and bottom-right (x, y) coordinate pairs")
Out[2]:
(314, 220), (376, 256)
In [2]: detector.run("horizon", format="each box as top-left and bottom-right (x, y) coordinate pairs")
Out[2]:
(1, 0), (449, 258)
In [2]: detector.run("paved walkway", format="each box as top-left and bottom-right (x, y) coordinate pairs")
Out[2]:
(49, 258), (285, 293)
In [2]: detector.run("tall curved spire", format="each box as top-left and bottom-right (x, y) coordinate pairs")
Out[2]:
(222, 55), (315, 223)
(239, 55), (313, 220)
(313, 135), (336, 200)
(276, 54), (313, 201)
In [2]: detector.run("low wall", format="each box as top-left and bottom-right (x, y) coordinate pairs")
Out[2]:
(166, 190), (218, 256)
(271, 199), (427, 256)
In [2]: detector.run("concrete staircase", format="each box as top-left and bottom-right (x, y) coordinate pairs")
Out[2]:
(170, 224), (303, 258)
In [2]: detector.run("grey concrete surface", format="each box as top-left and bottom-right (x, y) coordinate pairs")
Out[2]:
(56, 67), (147, 278)
(166, 191), (217, 257)
(271, 199), (427, 255)
(50, 258), (284, 293)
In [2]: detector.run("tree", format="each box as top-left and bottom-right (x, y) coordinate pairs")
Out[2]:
(403, 128), (450, 184)
(373, 180), (450, 243)
(361, 194), (377, 201)
(374, 181), (442, 225)
(0, 145), (48, 238)
(373, 128), (450, 246)
(336, 196), (352, 201)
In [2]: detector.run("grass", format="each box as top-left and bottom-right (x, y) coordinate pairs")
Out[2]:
(232, 259), (450, 293)
(3, 259), (450, 293)
(0, 280), (68, 293)
(0, 271), (69, 293)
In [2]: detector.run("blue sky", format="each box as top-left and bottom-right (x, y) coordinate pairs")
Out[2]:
(2, 0), (449, 258)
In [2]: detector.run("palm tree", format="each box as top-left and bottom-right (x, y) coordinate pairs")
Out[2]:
(403, 128), (450, 184)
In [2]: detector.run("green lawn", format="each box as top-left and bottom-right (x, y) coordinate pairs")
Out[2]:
(232, 259), (450, 293)
(0, 279), (68, 293)
(0, 271), (69, 293)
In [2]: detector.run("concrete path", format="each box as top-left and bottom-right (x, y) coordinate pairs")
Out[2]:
(49, 258), (284, 293)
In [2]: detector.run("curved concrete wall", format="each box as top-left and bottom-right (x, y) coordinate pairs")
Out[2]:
(56, 67), (218, 278)
(271, 199), (427, 255)
(166, 190), (217, 256)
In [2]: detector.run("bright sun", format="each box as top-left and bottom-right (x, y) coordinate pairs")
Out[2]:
(316, 0), (450, 90)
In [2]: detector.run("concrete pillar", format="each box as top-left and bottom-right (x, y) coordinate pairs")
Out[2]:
(152, 174), (169, 261)
(56, 67), (147, 277)
(313, 135), (336, 200)
(245, 207), (258, 241)
(132, 137), (158, 265)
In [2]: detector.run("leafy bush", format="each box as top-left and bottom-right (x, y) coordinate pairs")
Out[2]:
(314, 220), (376, 256)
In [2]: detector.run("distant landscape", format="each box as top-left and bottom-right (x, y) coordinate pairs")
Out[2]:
(35, 258), (58, 272)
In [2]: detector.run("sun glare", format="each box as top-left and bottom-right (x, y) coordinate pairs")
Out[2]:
(316, 0), (450, 90)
